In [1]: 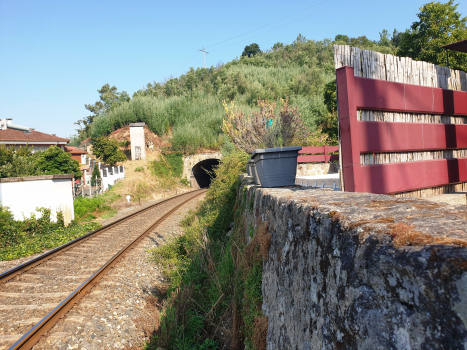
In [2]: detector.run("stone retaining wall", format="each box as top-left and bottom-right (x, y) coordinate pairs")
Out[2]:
(239, 175), (467, 349)
(296, 163), (339, 176)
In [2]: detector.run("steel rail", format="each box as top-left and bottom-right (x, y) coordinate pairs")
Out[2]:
(9, 189), (207, 350)
(0, 190), (203, 284)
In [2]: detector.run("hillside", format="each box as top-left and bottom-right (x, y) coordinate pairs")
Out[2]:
(107, 125), (168, 155)
(76, 34), (401, 154)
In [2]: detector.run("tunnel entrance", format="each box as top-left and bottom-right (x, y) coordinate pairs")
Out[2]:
(191, 158), (220, 188)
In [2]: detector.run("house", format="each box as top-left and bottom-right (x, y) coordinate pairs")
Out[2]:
(79, 138), (93, 154)
(64, 146), (87, 164)
(0, 118), (69, 151)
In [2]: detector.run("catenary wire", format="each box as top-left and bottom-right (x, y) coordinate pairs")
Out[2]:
(210, 0), (349, 53)
(172, 0), (349, 76)
(204, 0), (331, 50)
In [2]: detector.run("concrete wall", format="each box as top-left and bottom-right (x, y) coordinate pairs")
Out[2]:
(129, 123), (146, 160)
(0, 174), (74, 225)
(239, 175), (467, 349)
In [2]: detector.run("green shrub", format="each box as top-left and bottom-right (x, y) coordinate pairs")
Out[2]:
(164, 153), (183, 178)
(91, 166), (101, 179)
(151, 153), (183, 179)
(0, 220), (99, 260)
(73, 194), (118, 222)
(36, 146), (82, 178)
(135, 166), (145, 172)
(0, 205), (19, 247)
(0, 204), (100, 260)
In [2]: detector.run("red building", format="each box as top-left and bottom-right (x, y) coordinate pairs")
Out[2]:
(64, 146), (87, 164)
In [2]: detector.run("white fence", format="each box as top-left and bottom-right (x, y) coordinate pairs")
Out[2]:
(100, 165), (125, 190)
(0, 174), (74, 225)
(83, 163), (125, 192)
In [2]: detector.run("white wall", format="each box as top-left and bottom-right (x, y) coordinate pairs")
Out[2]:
(130, 125), (146, 160)
(100, 166), (125, 190)
(0, 175), (74, 225)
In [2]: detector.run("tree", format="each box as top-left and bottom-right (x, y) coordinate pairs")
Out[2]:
(0, 145), (14, 167)
(242, 43), (261, 58)
(0, 153), (39, 178)
(335, 34), (351, 44)
(35, 146), (82, 178)
(390, 29), (407, 48)
(92, 137), (127, 165)
(91, 165), (101, 180)
(272, 42), (284, 51)
(398, 0), (467, 71)
(75, 84), (130, 140)
(378, 29), (391, 47)
(91, 165), (101, 186)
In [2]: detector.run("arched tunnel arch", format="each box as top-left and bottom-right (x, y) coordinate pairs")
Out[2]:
(191, 158), (220, 188)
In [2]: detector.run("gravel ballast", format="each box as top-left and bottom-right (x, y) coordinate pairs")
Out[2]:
(30, 193), (205, 350)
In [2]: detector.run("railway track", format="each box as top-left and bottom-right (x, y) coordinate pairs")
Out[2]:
(0, 189), (206, 349)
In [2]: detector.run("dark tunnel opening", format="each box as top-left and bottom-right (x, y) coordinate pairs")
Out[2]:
(191, 158), (220, 188)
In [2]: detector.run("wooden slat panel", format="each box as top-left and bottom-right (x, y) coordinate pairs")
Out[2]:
(360, 158), (467, 194)
(359, 121), (467, 153)
(405, 83), (439, 113)
(298, 146), (339, 154)
(353, 76), (467, 115)
(359, 122), (392, 153)
(337, 66), (362, 192)
(455, 90), (467, 114)
(299, 146), (325, 154)
(354, 77), (405, 111)
(297, 155), (325, 163)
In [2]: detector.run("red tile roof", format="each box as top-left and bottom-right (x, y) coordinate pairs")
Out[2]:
(0, 129), (70, 143)
(65, 146), (87, 154)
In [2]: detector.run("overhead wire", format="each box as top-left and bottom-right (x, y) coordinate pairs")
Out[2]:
(173, 50), (202, 77)
(204, 0), (331, 50)
(172, 0), (350, 77)
(210, 0), (350, 53)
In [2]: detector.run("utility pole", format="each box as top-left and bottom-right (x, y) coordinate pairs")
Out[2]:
(198, 46), (209, 68)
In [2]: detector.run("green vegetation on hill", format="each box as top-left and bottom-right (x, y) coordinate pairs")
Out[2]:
(79, 37), (340, 153)
(73, 1), (467, 155)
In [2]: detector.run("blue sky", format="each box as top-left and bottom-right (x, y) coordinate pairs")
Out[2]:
(1, 0), (466, 138)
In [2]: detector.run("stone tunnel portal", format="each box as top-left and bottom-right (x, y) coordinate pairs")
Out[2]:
(191, 158), (220, 188)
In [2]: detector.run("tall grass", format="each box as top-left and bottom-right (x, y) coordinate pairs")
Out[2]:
(91, 94), (225, 153)
(73, 191), (121, 222)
